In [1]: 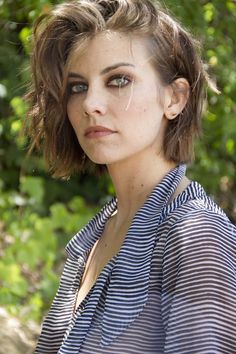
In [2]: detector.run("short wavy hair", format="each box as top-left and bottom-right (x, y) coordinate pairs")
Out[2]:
(26, 0), (217, 178)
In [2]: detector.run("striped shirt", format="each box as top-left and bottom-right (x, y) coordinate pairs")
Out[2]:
(35, 165), (236, 354)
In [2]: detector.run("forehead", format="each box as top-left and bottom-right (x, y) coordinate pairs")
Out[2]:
(67, 31), (152, 71)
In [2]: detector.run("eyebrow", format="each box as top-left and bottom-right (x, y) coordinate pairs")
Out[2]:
(101, 62), (135, 75)
(68, 62), (135, 79)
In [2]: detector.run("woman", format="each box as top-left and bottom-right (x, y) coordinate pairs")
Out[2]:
(27, 0), (236, 353)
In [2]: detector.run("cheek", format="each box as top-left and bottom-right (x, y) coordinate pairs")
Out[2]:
(67, 99), (82, 129)
(127, 85), (163, 115)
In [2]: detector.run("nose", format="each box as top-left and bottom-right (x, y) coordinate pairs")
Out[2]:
(83, 86), (107, 117)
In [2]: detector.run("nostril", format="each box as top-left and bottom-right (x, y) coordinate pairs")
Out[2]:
(83, 101), (107, 117)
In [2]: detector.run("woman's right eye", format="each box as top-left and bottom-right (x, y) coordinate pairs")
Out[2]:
(68, 82), (88, 94)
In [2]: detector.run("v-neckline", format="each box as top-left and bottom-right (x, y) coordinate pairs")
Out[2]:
(73, 252), (117, 314)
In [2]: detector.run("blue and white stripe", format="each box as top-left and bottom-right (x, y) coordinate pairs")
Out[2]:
(35, 165), (236, 353)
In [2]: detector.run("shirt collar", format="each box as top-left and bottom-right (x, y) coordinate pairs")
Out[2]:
(65, 195), (117, 260)
(66, 165), (186, 261)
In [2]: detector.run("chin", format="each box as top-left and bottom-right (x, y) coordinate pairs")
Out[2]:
(87, 154), (114, 165)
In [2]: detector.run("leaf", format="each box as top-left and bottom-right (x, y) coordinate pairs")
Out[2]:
(20, 176), (45, 206)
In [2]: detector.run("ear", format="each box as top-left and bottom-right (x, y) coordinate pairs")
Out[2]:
(163, 78), (190, 120)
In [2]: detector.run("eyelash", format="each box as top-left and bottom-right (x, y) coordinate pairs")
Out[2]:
(107, 74), (132, 88)
(67, 74), (132, 95)
(68, 82), (88, 95)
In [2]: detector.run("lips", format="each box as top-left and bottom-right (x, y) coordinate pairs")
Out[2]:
(84, 126), (116, 139)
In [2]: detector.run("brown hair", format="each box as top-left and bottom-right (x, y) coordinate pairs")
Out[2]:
(26, 0), (218, 178)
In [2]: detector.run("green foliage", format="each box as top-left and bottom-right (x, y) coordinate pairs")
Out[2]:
(0, 174), (97, 321)
(0, 0), (236, 323)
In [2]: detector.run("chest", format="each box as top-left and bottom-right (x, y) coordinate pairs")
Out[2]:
(75, 224), (127, 310)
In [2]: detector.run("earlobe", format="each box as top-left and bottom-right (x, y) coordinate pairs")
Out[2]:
(164, 78), (190, 120)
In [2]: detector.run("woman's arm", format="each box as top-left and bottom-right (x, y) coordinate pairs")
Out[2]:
(162, 209), (236, 354)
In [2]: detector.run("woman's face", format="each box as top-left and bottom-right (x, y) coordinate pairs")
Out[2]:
(66, 31), (171, 166)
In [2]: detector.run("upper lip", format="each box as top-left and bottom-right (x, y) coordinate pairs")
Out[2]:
(84, 125), (116, 136)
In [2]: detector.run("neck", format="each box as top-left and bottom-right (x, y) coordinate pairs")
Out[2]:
(107, 153), (177, 227)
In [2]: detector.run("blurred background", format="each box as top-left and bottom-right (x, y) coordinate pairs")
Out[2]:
(0, 0), (236, 352)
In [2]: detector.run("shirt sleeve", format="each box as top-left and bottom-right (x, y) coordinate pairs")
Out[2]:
(161, 209), (236, 354)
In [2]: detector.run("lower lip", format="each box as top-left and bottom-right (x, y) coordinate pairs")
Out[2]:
(85, 131), (115, 139)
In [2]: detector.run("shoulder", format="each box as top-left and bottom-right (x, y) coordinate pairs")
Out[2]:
(166, 207), (235, 262)
(162, 182), (236, 267)
(163, 180), (235, 237)
(168, 205), (235, 240)
(161, 196), (236, 302)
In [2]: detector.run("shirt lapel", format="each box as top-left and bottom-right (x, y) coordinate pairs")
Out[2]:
(66, 196), (117, 259)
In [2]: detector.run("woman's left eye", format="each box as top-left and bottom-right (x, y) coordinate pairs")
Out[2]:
(107, 75), (131, 88)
